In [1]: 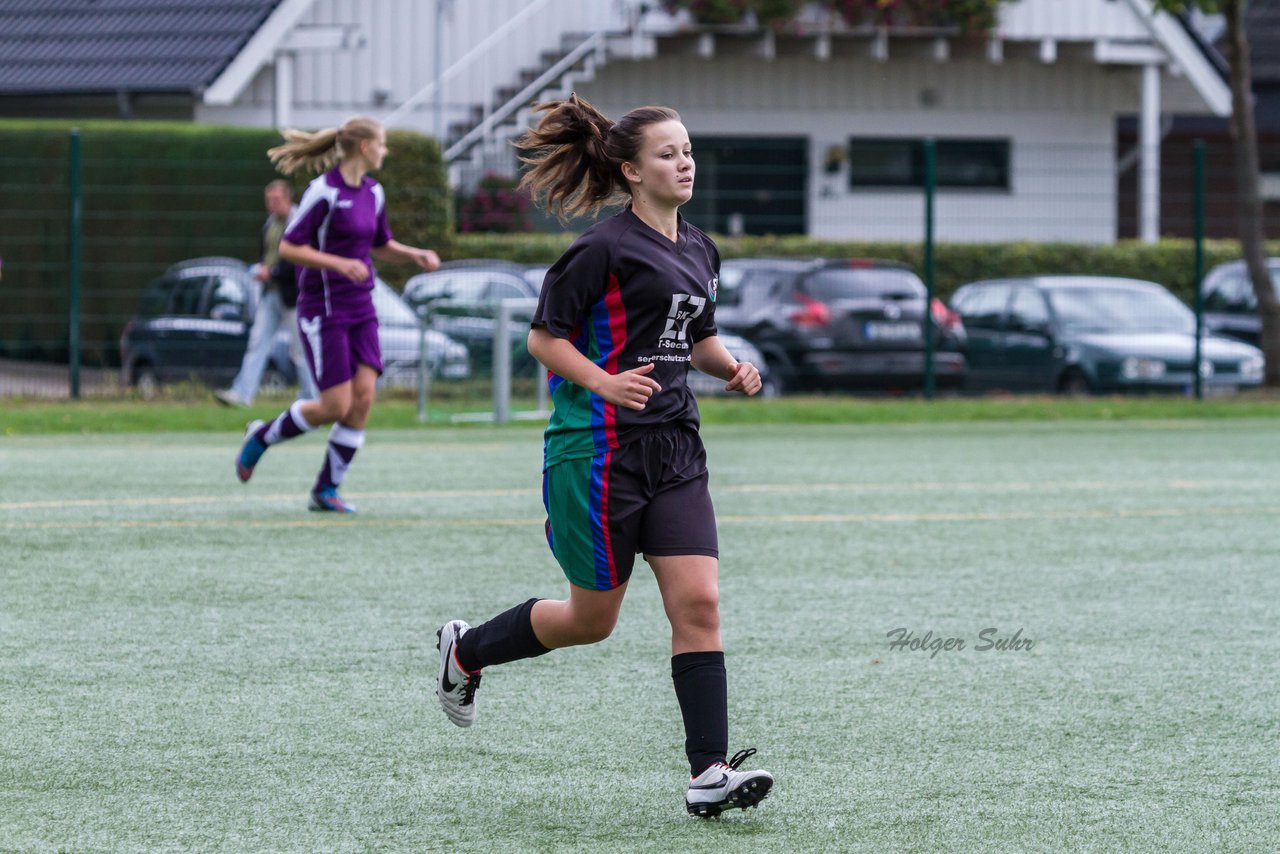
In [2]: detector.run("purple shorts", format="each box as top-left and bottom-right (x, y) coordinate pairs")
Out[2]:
(297, 312), (382, 391)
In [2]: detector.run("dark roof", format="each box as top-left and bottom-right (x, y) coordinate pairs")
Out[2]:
(0, 0), (283, 95)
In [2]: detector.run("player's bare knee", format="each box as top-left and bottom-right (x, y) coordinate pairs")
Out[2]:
(574, 612), (618, 644)
(351, 388), (374, 415)
(682, 594), (721, 634)
(310, 400), (344, 425)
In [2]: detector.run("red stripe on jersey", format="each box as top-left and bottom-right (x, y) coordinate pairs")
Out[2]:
(602, 272), (627, 447)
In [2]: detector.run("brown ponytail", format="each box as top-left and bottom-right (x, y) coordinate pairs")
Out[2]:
(516, 94), (681, 220)
(268, 116), (384, 175)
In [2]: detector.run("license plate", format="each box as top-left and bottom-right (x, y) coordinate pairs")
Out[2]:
(863, 321), (921, 341)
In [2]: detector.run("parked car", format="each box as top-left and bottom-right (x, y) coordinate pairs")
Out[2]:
(436, 257), (548, 293)
(1200, 258), (1280, 346)
(949, 275), (1264, 394)
(120, 257), (468, 397)
(119, 257), (284, 397)
(346, 278), (470, 388)
(716, 257), (967, 393)
(402, 262), (542, 375)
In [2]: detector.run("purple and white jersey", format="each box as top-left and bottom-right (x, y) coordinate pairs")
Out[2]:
(284, 166), (393, 322)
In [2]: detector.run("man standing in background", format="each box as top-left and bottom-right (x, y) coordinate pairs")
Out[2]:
(216, 180), (318, 406)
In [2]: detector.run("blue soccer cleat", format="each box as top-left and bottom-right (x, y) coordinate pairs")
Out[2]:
(236, 420), (266, 483)
(309, 485), (356, 513)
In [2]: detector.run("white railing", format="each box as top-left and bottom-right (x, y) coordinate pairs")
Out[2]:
(382, 0), (556, 129)
(382, 0), (632, 138)
(443, 30), (607, 163)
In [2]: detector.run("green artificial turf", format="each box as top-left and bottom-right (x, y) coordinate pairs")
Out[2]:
(1, 420), (1277, 851)
(5, 392), (1280, 435)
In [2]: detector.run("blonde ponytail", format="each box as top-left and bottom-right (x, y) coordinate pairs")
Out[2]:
(268, 116), (384, 175)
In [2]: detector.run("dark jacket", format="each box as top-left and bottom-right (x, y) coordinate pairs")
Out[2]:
(263, 209), (299, 308)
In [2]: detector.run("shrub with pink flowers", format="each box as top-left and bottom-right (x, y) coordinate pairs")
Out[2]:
(825, 0), (1006, 32)
(457, 173), (532, 234)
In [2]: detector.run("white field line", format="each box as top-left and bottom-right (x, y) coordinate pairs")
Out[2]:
(0, 478), (1269, 512)
(4, 505), (1279, 531)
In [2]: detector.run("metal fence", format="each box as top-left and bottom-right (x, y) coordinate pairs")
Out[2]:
(0, 131), (1252, 405)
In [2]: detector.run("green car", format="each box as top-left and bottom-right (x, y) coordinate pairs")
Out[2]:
(949, 276), (1265, 394)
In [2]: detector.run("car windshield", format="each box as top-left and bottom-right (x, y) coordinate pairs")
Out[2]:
(804, 268), (924, 301)
(1047, 285), (1193, 334)
(373, 280), (421, 327)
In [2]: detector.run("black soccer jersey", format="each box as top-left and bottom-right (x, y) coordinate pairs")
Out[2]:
(532, 208), (720, 467)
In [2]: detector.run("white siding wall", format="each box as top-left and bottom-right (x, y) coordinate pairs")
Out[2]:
(999, 0), (1149, 41)
(573, 53), (1140, 243)
(197, 0), (632, 134)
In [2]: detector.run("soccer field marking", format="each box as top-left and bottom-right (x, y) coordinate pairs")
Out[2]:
(722, 478), (1271, 494)
(719, 505), (1280, 523)
(0, 488), (533, 511)
(5, 504), (1280, 531)
(0, 477), (1270, 513)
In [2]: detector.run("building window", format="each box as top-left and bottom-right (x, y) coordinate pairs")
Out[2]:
(848, 138), (1010, 190)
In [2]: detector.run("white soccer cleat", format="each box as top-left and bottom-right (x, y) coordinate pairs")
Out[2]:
(436, 620), (481, 728)
(685, 748), (774, 818)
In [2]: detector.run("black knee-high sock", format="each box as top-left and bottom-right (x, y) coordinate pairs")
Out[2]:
(672, 651), (728, 777)
(455, 598), (550, 672)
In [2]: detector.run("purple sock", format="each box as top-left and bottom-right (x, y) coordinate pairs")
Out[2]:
(315, 423), (363, 491)
(258, 400), (313, 446)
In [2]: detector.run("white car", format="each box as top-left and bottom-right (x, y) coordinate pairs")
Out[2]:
(271, 278), (471, 389)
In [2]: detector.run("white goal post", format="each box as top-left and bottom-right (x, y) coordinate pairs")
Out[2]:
(490, 297), (545, 424)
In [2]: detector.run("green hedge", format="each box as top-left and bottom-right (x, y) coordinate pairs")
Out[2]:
(447, 232), (1268, 305)
(0, 120), (449, 365)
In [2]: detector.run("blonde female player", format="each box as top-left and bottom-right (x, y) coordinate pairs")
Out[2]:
(235, 116), (439, 512)
(435, 95), (773, 818)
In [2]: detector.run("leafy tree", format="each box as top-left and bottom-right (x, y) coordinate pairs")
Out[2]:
(1156, 0), (1279, 384)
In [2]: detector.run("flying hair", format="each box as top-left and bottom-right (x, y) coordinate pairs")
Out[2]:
(516, 94), (681, 221)
(268, 116), (383, 175)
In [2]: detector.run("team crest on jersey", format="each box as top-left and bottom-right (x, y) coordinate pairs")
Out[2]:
(708, 276), (718, 302)
(658, 294), (706, 346)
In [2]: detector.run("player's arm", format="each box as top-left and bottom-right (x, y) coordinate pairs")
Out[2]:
(527, 326), (660, 411)
(372, 240), (440, 272)
(692, 335), (762, 396)
(279, 239), (368, 283)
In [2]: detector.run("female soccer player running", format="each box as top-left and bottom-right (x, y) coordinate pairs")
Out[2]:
(436, 95), (773, 817)
(235, 116), (439, 512)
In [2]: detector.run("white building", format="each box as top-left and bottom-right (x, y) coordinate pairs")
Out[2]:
(194, 1), (1230, 243)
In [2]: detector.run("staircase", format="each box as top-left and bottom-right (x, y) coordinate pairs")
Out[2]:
(444, 26), (656, 191)
(445, 30), (609, 165)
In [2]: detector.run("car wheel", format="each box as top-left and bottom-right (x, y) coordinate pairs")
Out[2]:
(260, 366), (289, 394)
(763, 358), (786, 396)
(1058, 368), (1092, 396)
(133, 365), (159, 401)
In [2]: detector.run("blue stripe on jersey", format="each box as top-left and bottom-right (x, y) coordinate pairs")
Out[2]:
(541, 470), (555, 558)
(588, 296), (613, 454)
(588, 453), (612, 589)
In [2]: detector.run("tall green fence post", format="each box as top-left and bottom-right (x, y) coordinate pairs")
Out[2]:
(1193, 139), (1205, 401)
(922, 137), (936, 400)
(68, 128), (83, 399)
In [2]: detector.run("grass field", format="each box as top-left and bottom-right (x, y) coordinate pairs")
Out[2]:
(2, 413), (1278, 851)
